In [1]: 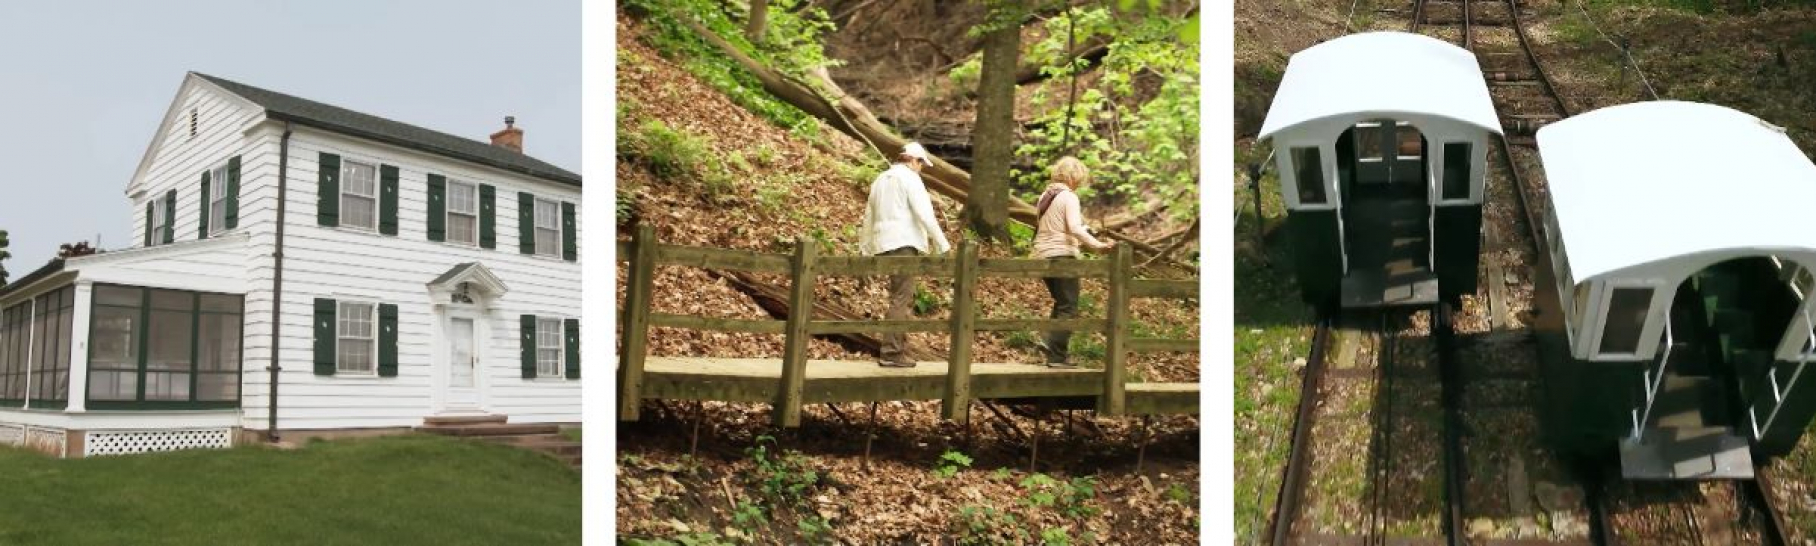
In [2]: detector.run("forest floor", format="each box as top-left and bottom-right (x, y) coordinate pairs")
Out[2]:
(614, 9), (1201, 544)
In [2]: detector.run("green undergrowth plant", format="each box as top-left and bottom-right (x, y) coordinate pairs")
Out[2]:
(742, 435), (831, 542)
(913, 286), (945, 315)
(954, 504), (1029, 545)
(1018, 473), (1101, 520)
(620, 120), (736, 201)
(624, 0), (838, 132)
(932, 450), (973, 479)
(1012, 5), (1199, 220)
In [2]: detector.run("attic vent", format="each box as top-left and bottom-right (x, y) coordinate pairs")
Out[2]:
(189, 108), (199, 138)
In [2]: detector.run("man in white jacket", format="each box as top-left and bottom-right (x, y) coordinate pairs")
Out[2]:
(859, 142), (951, 367)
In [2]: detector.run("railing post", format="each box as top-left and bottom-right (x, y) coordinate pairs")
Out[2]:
(618, 224), (658, 421)
(943, 240), (978, 422)
(1099, 243), (1131, 416)
(774, 236), (818, 427)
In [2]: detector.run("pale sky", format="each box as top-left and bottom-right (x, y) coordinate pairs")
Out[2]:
(0, 0), (580, 276)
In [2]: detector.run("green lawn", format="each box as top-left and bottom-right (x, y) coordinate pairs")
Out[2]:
(0, 434), (579, 545)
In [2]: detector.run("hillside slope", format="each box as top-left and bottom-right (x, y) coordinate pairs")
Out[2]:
(614, 11), (1201, 544)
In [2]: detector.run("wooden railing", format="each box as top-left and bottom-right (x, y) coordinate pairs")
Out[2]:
(616, 224), (1199, 427)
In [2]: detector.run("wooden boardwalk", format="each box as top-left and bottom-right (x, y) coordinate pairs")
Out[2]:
(617, 225), (1202, 426)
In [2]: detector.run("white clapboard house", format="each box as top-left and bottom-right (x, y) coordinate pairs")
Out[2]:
(0, 72), (581, 457)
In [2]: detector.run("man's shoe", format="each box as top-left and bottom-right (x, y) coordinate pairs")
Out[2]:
(1044, 361), (1079, 369)
(878, 359), (917, 368)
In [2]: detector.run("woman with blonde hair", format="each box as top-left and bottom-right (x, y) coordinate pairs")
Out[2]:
(1032, 156), (1114, 368)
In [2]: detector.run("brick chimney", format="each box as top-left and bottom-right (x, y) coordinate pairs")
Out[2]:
(490, 116), (523, 153)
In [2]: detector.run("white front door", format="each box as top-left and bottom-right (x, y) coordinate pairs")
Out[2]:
(445, 316), (479, 410)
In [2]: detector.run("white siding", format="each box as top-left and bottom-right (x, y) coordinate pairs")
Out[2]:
(111, 75), (582, 432)
(129, 82), (264, 248)
(237, 128), (581, 431)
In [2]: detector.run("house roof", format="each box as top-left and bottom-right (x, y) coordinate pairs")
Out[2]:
(1258, 32), (1502, 139)
(0, 259), (65, 300)
(1539, 101), (1816, 281)
(430, 262), (483, 286)
(193, 72), (580, 187)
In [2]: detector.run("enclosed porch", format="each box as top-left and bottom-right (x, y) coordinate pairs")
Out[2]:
(0, 236), (249, 457)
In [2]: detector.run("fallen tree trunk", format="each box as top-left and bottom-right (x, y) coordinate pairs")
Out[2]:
(682, 14), (1197, 272)
(713, 269), (943, 361)
(680, 14), (1042, 224)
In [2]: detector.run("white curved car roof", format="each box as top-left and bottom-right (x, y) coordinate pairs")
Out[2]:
(1258, 32), (1502, 138)
(1539, 101), (1816, 281)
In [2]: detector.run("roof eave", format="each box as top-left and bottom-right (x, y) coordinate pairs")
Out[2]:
(266, 112), (581, 187)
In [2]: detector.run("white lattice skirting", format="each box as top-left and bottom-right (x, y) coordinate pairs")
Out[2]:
(85, 429), (233, 457)
(0, 424), (22, 447)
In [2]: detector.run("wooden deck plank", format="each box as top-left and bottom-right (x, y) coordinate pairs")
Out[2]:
(640, 357), (1106, 404)
(636, 358), (1201, 415)
(1124, 381), (1200, 415)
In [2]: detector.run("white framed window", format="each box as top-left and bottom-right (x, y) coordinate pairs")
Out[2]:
(209, 164), (229, 236)
(341, 160), (378, 231)
(534, 198), (560, 257)
(447, 180), (479, 246)
(149, 198), (168, 246)
(337, 301), (377, 375)
(1394, 122), (1421, 161)
(1593, 285), (1654, 358)
(536, 318), (563, 378)
(1355, 122), (1385, 162)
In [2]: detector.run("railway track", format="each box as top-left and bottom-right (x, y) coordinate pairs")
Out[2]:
(1271, 308), (1453, 545)
(1461, 1), (1793, 544)
(1267, 0), (1796, 544)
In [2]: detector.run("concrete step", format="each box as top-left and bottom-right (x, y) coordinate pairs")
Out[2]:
(421, 414), (508, 426)
(478, 434), (583, 456)
(417, 423), (561, 437)
(1619, 426), (1753, 479)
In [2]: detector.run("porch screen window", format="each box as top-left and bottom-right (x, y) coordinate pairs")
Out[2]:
(534, 198), (560, 256)
(537, 318), (562, 378)
(209, 164), (229, 236)
(1442, 143), (1471, 200)
(0, 301), (33, 404)
(29, 286), (74, 405)
(448, 181), (479, 246)
(342, 160), (378, 230)
(1599, 287), (1653, 355)
(1290, 147), (1326, 205)
(87, 285), (243, 408)
(337, 302), (376, 374)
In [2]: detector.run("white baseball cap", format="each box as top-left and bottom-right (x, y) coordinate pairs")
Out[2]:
(901, 142), (932, 166)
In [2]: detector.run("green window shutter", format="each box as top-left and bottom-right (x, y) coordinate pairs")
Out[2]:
(479, 184), (497, 249)
(377, 303), (399, 377)
(225, 155), (241, 229)
(318, 153), (341, 227)
(564, 318), (580, 379)
(313, 298), (337, 376)
(520, 314), (538, 379)
(427, 174), (447, 242)
(162, 190), (176, 244)
(379, 165), (400, 236)
(197, 170), (211, 239)
(518, 192), (536, 254)
(143, 202), (153, 247)
(561, 202), (577, 262)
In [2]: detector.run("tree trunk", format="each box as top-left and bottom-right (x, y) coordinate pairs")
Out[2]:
(746, 0), (768, 44)
(964, 10), (1020, 243)
(677, 14), (1042, 223)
